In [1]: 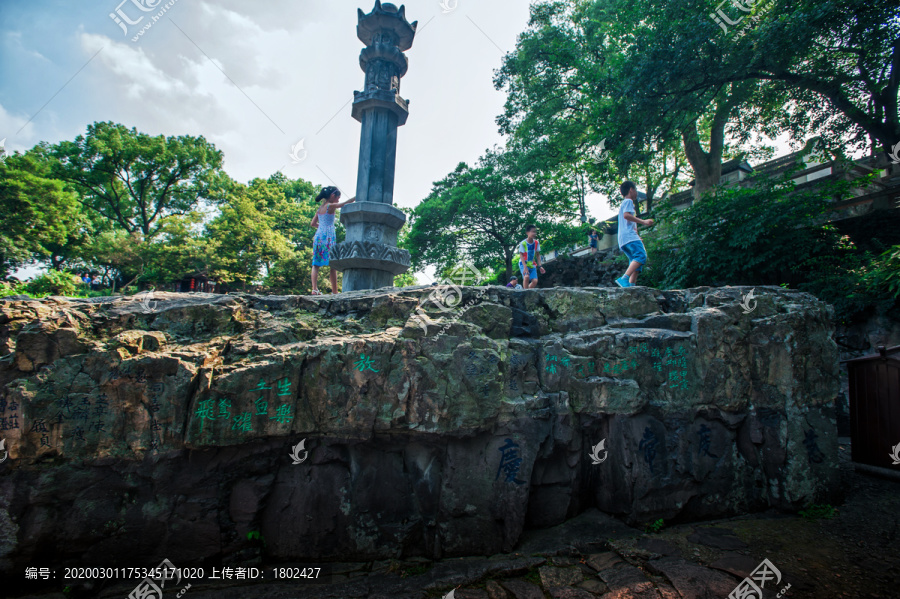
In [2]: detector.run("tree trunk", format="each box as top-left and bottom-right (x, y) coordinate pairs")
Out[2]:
(683, 119), (725, 201)
(578, 169), (587, 223)
(682, 82), (744, 201)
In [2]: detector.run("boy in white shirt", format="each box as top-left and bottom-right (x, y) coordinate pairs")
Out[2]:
(615, 181), (655, 287)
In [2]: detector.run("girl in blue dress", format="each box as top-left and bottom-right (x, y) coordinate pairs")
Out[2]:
(309, 186), (355, 295)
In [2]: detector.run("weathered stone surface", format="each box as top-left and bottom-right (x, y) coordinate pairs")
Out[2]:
(634, 538), (678, 557)
(707, 553), (760, 579)
(517, 510), (637, 556)
(576, 578), (609, 595)
(550, 556), (582, 566)
(597, 562), (652, 590)
(14, 319), (89, 371)
(548, 587), (596, 599)
(419, 556), (545, 591)
(646, 557), (740, 598)
(499, 577), (544, 599)
(585, 552), (625, 573)
(654, 582), (682, 599)
(0, 285), (841, 576)
(686, 526), (748, 550)
(540, 248), (625, 289)
(111, 329), (168, 354)
(598, 582), (661, 599)
(539, 565), (584, 588)
(486, 579), (510, 599)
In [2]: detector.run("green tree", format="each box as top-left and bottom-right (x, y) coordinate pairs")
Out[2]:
(643, 167), (897, 321)
(700, 0), (900, 157)
(49, 122), (227, 240)
(495, 0), (786, 201)
(494, 1), (699, 206)
(140, 213), (214, 288)
(403, 147), (579, 283)
(205, 180), (294, 290)
(0, 152), (84, 278)
(264, 172), (321, 246)
(390, 272), (416, 287)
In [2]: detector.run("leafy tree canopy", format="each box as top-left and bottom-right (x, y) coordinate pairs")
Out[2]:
(49, 121), (228, 240)
(402, 147), (581, 283)
(0, 152), (83, 279)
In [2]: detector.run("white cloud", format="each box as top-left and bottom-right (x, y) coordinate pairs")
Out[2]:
(5, 31), (51, 63)
(0, 102), (42, 153)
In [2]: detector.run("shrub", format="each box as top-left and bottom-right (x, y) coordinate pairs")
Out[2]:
(799, 503), (837, 520)
(643, 168), (897, 321)
(644, 518), (665, 533)
(20, 271), (81, 297)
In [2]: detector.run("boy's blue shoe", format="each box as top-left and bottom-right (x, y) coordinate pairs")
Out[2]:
(615, 275), (631, 288)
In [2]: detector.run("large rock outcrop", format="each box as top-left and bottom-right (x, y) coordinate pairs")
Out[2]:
(0, 285), (841, 573)
(539, 248), (626, 288)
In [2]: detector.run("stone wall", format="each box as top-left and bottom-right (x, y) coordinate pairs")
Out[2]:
(0, 285), (841, 572)
(539, 248), (628, 288)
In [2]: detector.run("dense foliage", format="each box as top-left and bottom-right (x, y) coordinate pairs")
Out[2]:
(402, 148), (587, 284)
(642, 167), (899, 322)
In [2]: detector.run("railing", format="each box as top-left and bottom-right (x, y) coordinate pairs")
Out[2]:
(542, 245), (602, 265)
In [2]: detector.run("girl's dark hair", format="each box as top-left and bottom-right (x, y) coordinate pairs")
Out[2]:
(315, 186), (340, 202)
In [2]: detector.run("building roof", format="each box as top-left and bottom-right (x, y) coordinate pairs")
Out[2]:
(685, 158), (753, 186)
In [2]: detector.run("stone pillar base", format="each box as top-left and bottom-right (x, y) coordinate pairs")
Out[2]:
(341, 268), (396, 292)
(330, 202), (410, 292)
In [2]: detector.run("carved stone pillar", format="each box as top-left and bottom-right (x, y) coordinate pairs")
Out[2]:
(330, 1), (417, 292)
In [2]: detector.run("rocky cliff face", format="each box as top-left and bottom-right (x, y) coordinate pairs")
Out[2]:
(0, 285), (840, 573)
